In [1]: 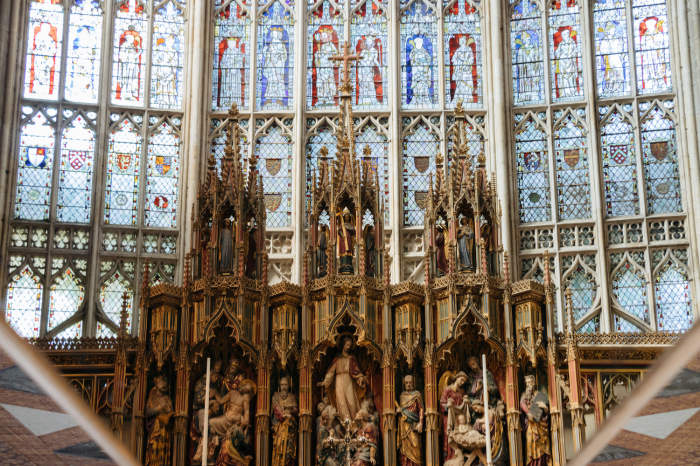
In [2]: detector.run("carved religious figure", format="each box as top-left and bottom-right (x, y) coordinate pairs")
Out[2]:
(362, 395), (380, 428)
(481, 223), (494, 274)
(363, 225), (376, 277)
(520, 375), (551, 466)
(212, 380), (256, 466)
(222, 358), (246, 396)
(318, 337), (367, 421)
(271, 377), (299, 466)
(318, 224), (329, 278)
(396, 375), (424, 466)
(465, 356), (498, 405)
(457, 217), (475, 271)
(245, 225), (257, 278)
(220, 218), (235, 273)
(352, 409), (378, 466)
(200, 229), (211, 277)
(317, 406), (340, 466)
(337, 211), (356, 274)
(191, 363), (223, 465)
(436, 224), (448, 276)
(145, 375), (174, 466)
(439, 371), (468, 460)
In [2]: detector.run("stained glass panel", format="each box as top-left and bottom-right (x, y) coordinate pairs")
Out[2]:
(578, 317), (599, 333)
(601, 108), (638, 216)
(105, 117), (142, 225)
(403, 122), (439, 226)
(307, 0), (343, 109)
(145, 119), (180, 228)
(655, 258), (692, 331)
(444, 0), (482, 108)
(401, 1), (438, 109)
(548, 0), (584, 102)
(554, 113), (590, 220)
(111, 0), (148, 106)
(210, 118), (249, 170)
(256, 0), (294, 110)
(565, 264), (596, 321)
(447, 117), (485, 164)
(641, 105), (681, 214)
(213, 0), (251, 111)
(66, 0), (103, 103)
(356, 122), (389, 223)
(151, 0), (186, 109)
(15, 110), (56, 221)
(511, 0), (544, 106)
(593, 0), (630, 97)
(351, 0), (388, 109)
(5, 265), (43, 339)
(612, 262), (649, 324)
(24, 0), (63, 101)
(306, 122), (336, 207)
(256, 124), (293, 227)
(516, 117), (551, 223)
(57, 113), (95, 223)
(48, 268), (84, 335)
(633, 0), (671, 94)
(98, 270), (133, 337)
(614, 314), (641, 332)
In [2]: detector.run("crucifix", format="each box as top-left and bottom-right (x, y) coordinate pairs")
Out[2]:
(324, 417), (370, 466)
(330, 42), (362, 85)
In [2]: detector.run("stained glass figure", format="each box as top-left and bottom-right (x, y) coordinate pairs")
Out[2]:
(257, 0), (294, 110)
(511, 0), (544, 105)
(48, 268), (84, 336)
(351, 0), (388, 109)
(403, 121), (439, 226)
(307, 0), (343, 109)
(57, 112), (95, 223)
(641, 105), (681, 214)
(5, 265), (43, 339)
(554, 112), (590, 220)
(401, 0), (437, 109)
(66, 0), (103, 103)
(15, 109), (56, 221)
(151, 0), (186, 109)
(306, 122), (336, 208)
(256, 124), (293, 227)
(24, 0), (63, 100)
(600, 107), (638, 216)
(105, 117), (142, 225)
(516, 116), (551, 223)
(612, 261), (649, 325)
(634, 0), (671, 94)
(565, 264), (596, 322)
(98, 270), (133, 337)
(594, 0), (629, 97)
(655, 258), (692, 331)
(444, 0), (482, 108)
(213, 0), (251, 111)
(145, 118), (180, 228)
(549, 0), (583, 101)
(112, 0), (148, 106)
(356, 122), (390, 223)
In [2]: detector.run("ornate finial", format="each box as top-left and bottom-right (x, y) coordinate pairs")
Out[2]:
(565, 286), (574, 333)
(228, 102), (239, 120)
(480, 238), (487, 275)
(183, 253), (191, 288)
(543, 250), (551, 286)
(363, 144), (371, 157)
(330, 42), (362, 88)
(477, 150), (486, 165)
(454, 99), (465, 118)
(436, 150), (444, 166)
(119, 292), (129, 337)
(503, 250), (510, 285)
(208, 152), (216, 167)
(320, 145), (329, 158)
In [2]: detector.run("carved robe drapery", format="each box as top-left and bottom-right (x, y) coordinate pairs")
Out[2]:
(321, 355), (365, 421)
(397, 390), (424, 466)
(271, 392), (299, 466)
(520, 392), (552, 466)
(439, 387), (465, 460)
(145, 388), (174, 466)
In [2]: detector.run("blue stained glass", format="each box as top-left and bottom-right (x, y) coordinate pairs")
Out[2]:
(104, 118), (142, 225)
(213, 0), (252, 111)
(640, 105), (681, 214)
(307, 0), (343, 109)
(554, 113), (590, 220)
(66, 0), (103, 103)
(655, 258), (692, 331)
(145, 120), (180, 228)
(516, 117), (551, 223)
(444, 0), (483, 108)
(356, 122), (390, 224)
(112, 0), (148, 106)
(612, 261), (649, 324)
(600, 108), (639, 216)
(351, 0), (388, 109)
(401, 1), (438, 109)
(594, 0), (630, 97)
(511, 0), (545, 106)
(256, 1), (294, 110)
(403, 122), (439, 226)
(548, 0), (584, 102)
(57, 113), (95, 223)
(151, 0), (186, 109)
(634, 0), (672, 94)
(256, 124), (293, 227)
(24, 0), (64, 101)
(15, 110), (56, 221)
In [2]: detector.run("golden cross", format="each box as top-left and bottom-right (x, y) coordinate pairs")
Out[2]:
(330, 42), (362, 84)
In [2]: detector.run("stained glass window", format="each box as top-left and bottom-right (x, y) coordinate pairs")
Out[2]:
(554, 111), (590, 220)
(57, 111), (96, 223)
(98, 270), (133, 337)
(256, 123), (293, 227)
(145, 118), (181, 228)
(306, 121), (336, 205)
(352, 0), (388, 109)
(356, 121), (390, 223)
(655, 258), (692, 331)
(633, 0), (671, 95)
(401, 0), (437, 109)
(600, 106), (639, 217)
(66, 0), (103, 103)
(15, 109), (56, 221)
(611, 261), (649, 325)
(307, 0), (343, 109)
(112, 0), (148, 106)
(5, 265), (43, 339)
(640, 104), (681, 214)
(105, 116), (142, 225)
(444, 0), (482, 108)
(403, 121), (439, 226)
(256, 0), (294, 110)
(614, 314), (641, 332)
(548, 0), (583, 102)
(211, 117), (250, 169)
(48, 267), (84, 336)
(151, 0), (186, 109)
(511, 0), (544, 106)
(24, 0), (63, 101)
(594, 0), (630, 97)
(447, 116), (485, 163)
(213, 0), (251, 111)
(564, 264), (596, 321)
(516, 116), (551, 223)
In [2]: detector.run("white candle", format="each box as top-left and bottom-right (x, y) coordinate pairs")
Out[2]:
(203, 358), (211, 466)
(483, 354), (493, 466)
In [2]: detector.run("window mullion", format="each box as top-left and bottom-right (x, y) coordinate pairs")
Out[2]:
(57, 2), (72, 103)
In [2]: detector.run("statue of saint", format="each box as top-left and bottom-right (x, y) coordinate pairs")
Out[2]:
(318, 337), (367, 421)
(435, 224), (448, 276)
(145, 375), (174, 466)
(457, 217), (474, 271)
(317, 406), (340, 466)
(363, 225), (376, 277)
(396, 375), (424, 466)
(316, 395), (330, 432)
(352, 409), (378, 466)
(337, 211), (356, 274)
(271, 377), (299, 466)
(191, 361), (223, 464)
(212, 380), (256, 466)
(318, 224), (329, 278)
(245, 225), (257, 278)
(520, 375), (551, 466)
(481, 223), (494, 274)
(222, 358), (246, 396)
(439, 371), (468, 461)
(362, 395), (380, 428)
(220, 218), (235, 273)
(465, 356), (499, 406)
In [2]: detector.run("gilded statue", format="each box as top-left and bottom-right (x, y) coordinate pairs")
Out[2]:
(456, 217), (474, 271)
(396, 375), (424, 466)
(318, 337), (367, 421)
(271, 377), (299, 466)
(352, 409), (378, 466)
(439, 371), (468, 461)
(145, 375), (174, 466)
(465, 356), (498, 406)
(363, 225), (376, 277)
(520, 375), (552, 466)
(337, 210), (356, 274)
